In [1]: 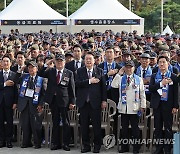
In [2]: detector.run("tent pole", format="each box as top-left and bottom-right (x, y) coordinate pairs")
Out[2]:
(161, 0), (163, 34)
(129, 0), (131, 11)
(66, 0), (69, 18)
(4, 0), (7, 8)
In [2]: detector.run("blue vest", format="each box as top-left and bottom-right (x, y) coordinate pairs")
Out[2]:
(19, 74), (43, 104)
(103, 61), (116, 90)
(136, 65), (152, 93)
(120, 74), (140, 104)
(155, 70), (171, 101)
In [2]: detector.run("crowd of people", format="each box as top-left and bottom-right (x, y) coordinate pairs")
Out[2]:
(0, 28), (179, 154)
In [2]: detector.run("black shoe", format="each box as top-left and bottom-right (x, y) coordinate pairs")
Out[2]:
(93, 148), (100, 153)
(21, 143), (33, 148)
(81, 148), (91, 153)
(50, 144), (62, 150)
(0, 141), (6, 148)
(118, 148), (129, 153)
(6, 141), (13, 148)
(34, 145), (41, 149)
(153, 148), (164, 154)
(63, 145), (70, 151)
(133, 151), (139, 154)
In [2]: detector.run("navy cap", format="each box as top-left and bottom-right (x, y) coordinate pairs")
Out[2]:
(140, 40), (145, 45)
(94, 51), (101, 57)
(96, 32), (102, 37)
(125, 60), (135, 67)
(27, 60), (38, 67)
(140, 53), (150, 58)
(122, 36), (128, 41)
(136, 35), (142, 40)
(176, 50), (180, 55)
(65, 51), (73, 57)
(149, 52), (157, 59)
(172, 34), (179, 39)
(165, 36), (172, 41)
(154, 35), (160, 40)
(55, 53), (65, 61)
(122, 50), (131, 55)
(43, 39), (50, 44)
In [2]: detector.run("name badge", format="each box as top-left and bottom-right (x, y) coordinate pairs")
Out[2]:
(144, 85), (149, 92)
(60, 81), (66, 85)
(25, 88), (34, 97)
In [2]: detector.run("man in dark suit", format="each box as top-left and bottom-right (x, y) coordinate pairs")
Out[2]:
(11, 51), (28, 73)
(39, 53), (76, 151)
(98, 46), (121, 99)
(75, 52), (107, 153)
(152, 50), (178, 75)
(0, 55), (18, 148)
(65, 44), (85, 75)
(149, 56), (179, 154)
(16, 60), (45, 149)
(98, 46), (121, 139)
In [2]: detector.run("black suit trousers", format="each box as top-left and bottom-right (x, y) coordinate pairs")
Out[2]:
(80, 102), (102, 149)
(153, 102), (173, 152)
(20, 99), (42, 146)
(50, 96), (70, 146)
(121, 114), (140, 151)
(0, 98), (13, 142)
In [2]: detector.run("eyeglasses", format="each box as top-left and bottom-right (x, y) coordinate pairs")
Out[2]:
(135, 53), (142, 55)
(15, 46), (21, 49)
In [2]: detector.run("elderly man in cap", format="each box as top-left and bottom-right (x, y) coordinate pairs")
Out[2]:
(174, 50), (180, 73)
(39, 53), (76, 151)
(111, 60), (146, 154)
(135, 53), (152, 101)
(149, 52), (158, 70)
(16, 60), (45, 149)
(119, 49), (132, 67)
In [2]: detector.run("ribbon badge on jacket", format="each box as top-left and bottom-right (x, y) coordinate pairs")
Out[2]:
(120, 74), (140, 105)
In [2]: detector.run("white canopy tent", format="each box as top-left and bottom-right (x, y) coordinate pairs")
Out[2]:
(162, 25), (174, 35)
(68, 0), (144, 34)
(0, 0), (67, 33)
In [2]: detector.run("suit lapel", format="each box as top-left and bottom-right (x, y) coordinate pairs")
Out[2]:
(83, 67), (89, 79)
(0, 71), (3, 83)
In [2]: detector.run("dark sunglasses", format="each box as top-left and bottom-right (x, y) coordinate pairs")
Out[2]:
(135, 53), (142, 55)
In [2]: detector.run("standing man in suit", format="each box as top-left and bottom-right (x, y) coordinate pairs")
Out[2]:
(75, 52), (107, 153)
(98, 46), (121, 139)
(0, 55), (18, 148)
(39, 53), (76, 151)
(65, 44), (85, 75)
(11, 51), (28, 73)
(16, 61), (44, 149)
(135, 53), (152, 101)
(149, 56), (179, 154)
(111, 60), (146, 154)
(98, 46), (121, 99)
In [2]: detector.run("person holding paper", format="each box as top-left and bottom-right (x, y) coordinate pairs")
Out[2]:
(149, 56), (179, 154)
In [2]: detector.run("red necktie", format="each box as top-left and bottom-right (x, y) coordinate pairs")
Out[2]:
(127, 76), (130, 86)
(56, 71), (61, 84)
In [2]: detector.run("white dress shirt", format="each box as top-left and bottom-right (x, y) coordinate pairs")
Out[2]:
(75, 59), (82, 69)
(86, 68), (93, 84)
(3, 69), (10, 87)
